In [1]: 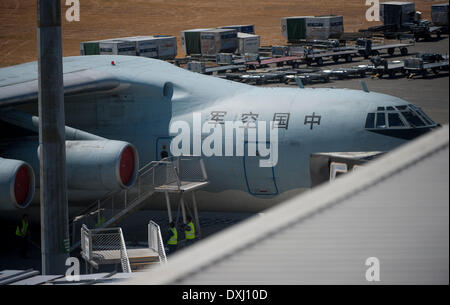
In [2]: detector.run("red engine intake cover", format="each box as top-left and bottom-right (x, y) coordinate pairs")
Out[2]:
(14, 165), (30, 206)
(120, 146), (135, 186)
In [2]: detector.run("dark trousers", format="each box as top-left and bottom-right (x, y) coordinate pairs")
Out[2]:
(168, 244), (178, 254)
(18, 236), (28, 258)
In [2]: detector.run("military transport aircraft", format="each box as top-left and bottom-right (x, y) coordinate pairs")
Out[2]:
(0, 55), (438, 219)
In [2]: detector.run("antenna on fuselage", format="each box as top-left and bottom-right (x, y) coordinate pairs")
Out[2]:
(295, 77), (305, 89)
(361, 81), (370, 93)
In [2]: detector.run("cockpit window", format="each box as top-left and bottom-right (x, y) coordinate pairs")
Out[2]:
(395, 105), (407, 110)
(388, 113), (405, 127)
(401, 111), (425, 127)
(376, 113), (386, 128)
(365, 113), (375, 128)
(365, 104), (436, 130)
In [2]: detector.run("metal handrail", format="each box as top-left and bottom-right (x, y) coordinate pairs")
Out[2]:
(148, 221), (167, 264)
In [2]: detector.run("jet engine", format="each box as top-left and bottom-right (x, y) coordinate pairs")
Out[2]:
(59, 140), (139, 191)
(0, 157), (35, 210)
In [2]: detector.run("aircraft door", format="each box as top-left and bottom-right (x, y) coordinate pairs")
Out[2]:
(243, 142), (278, 196)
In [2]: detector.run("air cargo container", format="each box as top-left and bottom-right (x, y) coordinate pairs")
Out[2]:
(119, 36), (158, 58)
(99, 40), (137, 56)
(181, 28), (214, 55)
(281, 16), (344, 42)
(220, 24), (255, 34)
(200, 29), (238, 56)
(80, 40), (110, 55)
(431, 3), (449, 26)
(380, 2), (415, 26)
(237, 33), (260, 55)
(150, 35), (177, 59)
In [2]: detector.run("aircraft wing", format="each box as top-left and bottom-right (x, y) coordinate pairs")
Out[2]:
(0, 69), (122, 108)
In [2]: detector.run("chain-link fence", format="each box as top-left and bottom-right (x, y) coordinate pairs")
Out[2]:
(81, 225), (131, 273)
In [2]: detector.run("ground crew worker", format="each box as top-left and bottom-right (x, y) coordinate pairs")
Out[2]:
(15, 214), (29, 258)
(184, 216), (195, 246)
(95, 215), (106, 228)
(167, 222), (178, 254)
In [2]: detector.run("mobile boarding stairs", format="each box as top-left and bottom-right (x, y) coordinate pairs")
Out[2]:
(71, 156), (209, 272)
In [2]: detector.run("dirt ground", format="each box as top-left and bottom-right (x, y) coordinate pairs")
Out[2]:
(0, 0), (447, 67)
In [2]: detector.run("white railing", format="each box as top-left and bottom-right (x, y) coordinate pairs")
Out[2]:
(148, 221), (167, 264)
(80, 225), (132, 273)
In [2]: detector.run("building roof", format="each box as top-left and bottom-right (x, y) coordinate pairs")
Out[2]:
(128, 126), (449, 285)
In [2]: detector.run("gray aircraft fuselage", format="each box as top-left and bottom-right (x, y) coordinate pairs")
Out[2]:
(0, 55), (437, 214)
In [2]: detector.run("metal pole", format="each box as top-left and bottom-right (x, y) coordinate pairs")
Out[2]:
(192, 192), (201, 238)
(180, 194), (187, 224)
(37, 0), (69, 275)
(165, 191), (172, 223)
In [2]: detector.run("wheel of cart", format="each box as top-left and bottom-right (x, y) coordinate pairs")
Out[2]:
(388, 48), (395, 56)
(432, 68), (440, 75)
(422, 69), (429, 78)
(315, 57), (323, 66)
(400, 47), (408, 56)
(388, 70), (396, 78)
(371, 50), (380, 57)
(333, 55), (340, 63)
(306, 58), (313, 66)
(360, 71), (366, 78)
(345, 54), (353, 63)
(323, 75), (330, 83)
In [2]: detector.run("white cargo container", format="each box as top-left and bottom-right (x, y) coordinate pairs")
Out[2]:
(237, 32), (260, 55)
(220, 24), (255, 34)
(119, 36), (158, 58)
(380, 2), (415, 25)
(281, 16), (344, 41)
(99, 40), (137, 56)
(431, 3), (449, 26)
(150, 35), (177, 59)
(200, 29), (238, 56)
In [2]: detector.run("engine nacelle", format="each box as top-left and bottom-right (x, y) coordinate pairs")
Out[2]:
(0, 157), (35, 210)
(65, 140), (139, 191)
(38, 140), (139, 191)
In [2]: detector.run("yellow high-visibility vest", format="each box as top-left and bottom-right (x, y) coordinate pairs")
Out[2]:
(185, 222), (195, 240)
(168, 227), (178, 245)
(15, 220), (28, 237)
